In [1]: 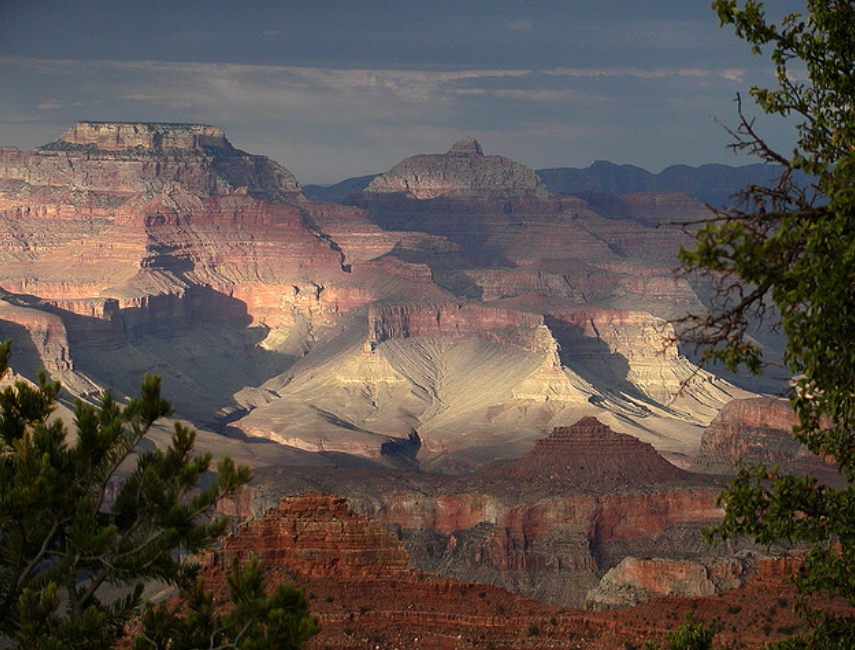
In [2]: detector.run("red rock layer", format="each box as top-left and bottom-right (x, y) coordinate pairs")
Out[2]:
(488, 417), (691, 491)
(214, 493), (410, 579)
(198, 493), (823, 650)
(367, 302), (544, 348)
(699, 397), (812, 470)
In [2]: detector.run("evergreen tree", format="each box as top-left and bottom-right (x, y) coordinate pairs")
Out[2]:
(0, 339), (315, 648)
(136, 558), (318, 650)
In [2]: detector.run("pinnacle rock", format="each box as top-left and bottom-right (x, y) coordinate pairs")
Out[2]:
(447, 137), (484, 156)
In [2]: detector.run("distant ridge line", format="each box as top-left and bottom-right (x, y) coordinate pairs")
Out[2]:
(303, 160), (785, 207)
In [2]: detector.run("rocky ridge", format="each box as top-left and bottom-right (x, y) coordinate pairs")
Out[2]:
(236, 417), (728, 608)
(1, 124), (747, 465)
(199, 491), (812, 650)
(363, 137), (550, 200)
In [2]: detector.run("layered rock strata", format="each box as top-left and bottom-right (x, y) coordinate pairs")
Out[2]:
(363, 138), (550, 200)
(698, 397), (835, 474)
(244, 418), (726, 608)
(1, 125), (747, 465)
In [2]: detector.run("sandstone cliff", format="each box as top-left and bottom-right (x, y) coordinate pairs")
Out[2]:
(1, 125), (748, 465)
(199, 492), (810, 650)
(241, 418), (727, 608)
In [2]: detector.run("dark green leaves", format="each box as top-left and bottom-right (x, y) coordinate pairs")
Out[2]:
(0, 340), (254, 648)
(684, 2), (855, 648)
(136, 558), (318, 650)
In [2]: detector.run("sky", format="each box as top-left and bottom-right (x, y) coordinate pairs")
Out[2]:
(0, 0), (805, 185)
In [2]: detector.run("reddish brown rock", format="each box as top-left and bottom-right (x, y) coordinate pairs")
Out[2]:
(490, 416), (691, 491)
(586, 555), (753, 609)
(699, 397), (833, 473)
(214, 493), (410, 579)
(367, 302), (545, 348)
(242, 419), (725, 608)
(198, 493), (820, 650)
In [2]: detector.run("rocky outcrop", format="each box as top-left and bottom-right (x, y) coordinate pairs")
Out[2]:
(54, 121), (229, 153)
(202, 495), (811, 650)
(199, 492), (639, 650)
(243, 419), (725, 607)
(367, 302), (544, 349)
(212, 493), (411, 579)
(490, 416), (691, 491)
(0, 293), (72, 373)
(364, 138), (550, 200)
(586, 555), (754, 610)
(699, 397), (804, 470)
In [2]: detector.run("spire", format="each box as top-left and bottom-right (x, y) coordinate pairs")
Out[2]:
(447, 137), (484, 156)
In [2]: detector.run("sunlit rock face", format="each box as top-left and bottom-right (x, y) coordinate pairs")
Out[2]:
(586, 555), (753, 610)
(58, 122), (229, 152)
(0, 126), (748, 463)
(698, 397), (839, 480)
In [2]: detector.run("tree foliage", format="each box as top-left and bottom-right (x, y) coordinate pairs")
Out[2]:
(645, 615), (719, 650)
(136, 558), (318, 650)
(0, 339), (315, 649)
(678, 2), (855, 648)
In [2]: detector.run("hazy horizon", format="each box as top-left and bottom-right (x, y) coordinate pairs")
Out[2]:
(1, 0), (805, 184)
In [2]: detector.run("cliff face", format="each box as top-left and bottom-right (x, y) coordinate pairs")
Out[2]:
(199, 493), (806, 650)
(1, 125), (747, 465)
(57, 122), (229, 152)
(0, 124), (453, 416)
(585, 555), (753, 609)
(367, 302), (545, 348)
(214, 493), (411, 579)
(700, 398), (803, 469)
(241, 418), (725, 608)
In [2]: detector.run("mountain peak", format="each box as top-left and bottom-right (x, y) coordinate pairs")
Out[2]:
(46, 121), (231, 153)
(363, 139), (548, 199)
(485, 417), (691, 492)
(447, 137), (484, 156)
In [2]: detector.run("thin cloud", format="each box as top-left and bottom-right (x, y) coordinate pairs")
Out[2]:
(0, 55), (778, 184)
(544, 66), (747, 80)
(507, 19), (535, 33)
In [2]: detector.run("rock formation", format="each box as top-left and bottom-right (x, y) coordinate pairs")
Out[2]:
(491, 416), (692, 490)
(697, 397), (841, 479)
(240, 418), (727, 608)
(586, 555), (754, 610)
(363, 138), (550, 200)
(213, 493), (411, 579)
(1, 125), (748, 465)
(193, 492), (812, 649)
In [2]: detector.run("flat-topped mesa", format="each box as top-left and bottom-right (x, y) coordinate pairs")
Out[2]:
(16, 121), (303, 200)
(489, 417), (692, 491)
(363, 138), (550, 200)
(48, 121), (230, 153)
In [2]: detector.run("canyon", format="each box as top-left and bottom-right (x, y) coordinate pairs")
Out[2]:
(0, 122), (824, 647)
(200, 490), (814, 650)
(0, 122), (749, 467)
